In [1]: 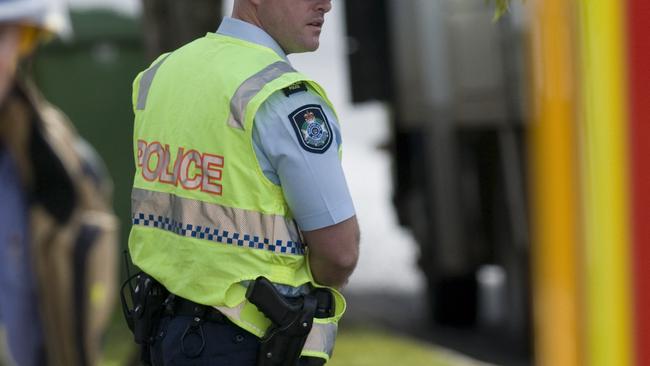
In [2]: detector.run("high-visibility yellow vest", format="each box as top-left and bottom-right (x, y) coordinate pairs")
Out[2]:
(129, 33), (345, 361)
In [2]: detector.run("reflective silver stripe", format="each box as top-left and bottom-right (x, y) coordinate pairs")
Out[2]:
(215, 303), (265, 334)
(303, 322), (338, 358)
(131, 188), (303, 255)
(228, 61), (297, 129)
(137, 54), (171, 110)
(214, 303), (337, 358)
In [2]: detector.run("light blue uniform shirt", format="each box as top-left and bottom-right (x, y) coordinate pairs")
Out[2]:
(217, 17), (355, 231)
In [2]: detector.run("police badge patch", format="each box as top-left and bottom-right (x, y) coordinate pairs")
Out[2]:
(288, 104), (333, 153)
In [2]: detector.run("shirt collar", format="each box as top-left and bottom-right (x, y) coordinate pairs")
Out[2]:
(216, 17), (288, 62)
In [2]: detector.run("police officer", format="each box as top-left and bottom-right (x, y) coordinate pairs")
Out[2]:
(0, 1), (118, 365)
(128, 0), (359, 365)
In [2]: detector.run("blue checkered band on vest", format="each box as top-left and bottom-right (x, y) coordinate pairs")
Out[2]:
(133, 213), (305, 255)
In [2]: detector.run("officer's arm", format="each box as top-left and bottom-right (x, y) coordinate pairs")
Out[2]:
(252, 86), (359, 288)
(303, 215), (360, 289)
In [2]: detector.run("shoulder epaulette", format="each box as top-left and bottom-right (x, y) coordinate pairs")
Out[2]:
(283, 82), (308, 97)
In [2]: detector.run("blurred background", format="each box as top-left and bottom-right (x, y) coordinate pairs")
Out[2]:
(8, 0), (650, 365)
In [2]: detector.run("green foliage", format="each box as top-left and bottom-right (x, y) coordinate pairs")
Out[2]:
(489, 0), (511, 21)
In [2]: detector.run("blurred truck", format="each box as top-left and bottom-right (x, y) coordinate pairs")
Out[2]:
(345, 0), (530, 349)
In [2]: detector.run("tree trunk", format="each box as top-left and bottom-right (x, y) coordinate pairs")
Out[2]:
(141, 0), (224, 61)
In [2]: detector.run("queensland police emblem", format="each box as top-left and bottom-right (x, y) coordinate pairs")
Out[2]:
(288, 104), (333, 153)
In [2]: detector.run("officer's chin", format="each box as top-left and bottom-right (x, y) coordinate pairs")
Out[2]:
(285, 37), (320, 54)
(298, 42), (320, 54)
(309, 37), (321, 51)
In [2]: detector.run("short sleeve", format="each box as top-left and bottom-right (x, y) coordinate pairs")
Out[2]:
(252, 85), (355, 231)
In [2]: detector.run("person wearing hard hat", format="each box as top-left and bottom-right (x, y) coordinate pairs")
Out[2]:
(0, 1), (118, 365)
(124, 0), (358, 365)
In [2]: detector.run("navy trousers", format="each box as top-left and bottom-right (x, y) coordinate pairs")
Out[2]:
(149, 315), (323, 366)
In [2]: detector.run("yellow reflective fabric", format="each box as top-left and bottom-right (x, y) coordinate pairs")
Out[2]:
(129, 33), (344, 362)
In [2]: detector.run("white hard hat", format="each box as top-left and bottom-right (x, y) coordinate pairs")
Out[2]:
(0, 0), (72, 38)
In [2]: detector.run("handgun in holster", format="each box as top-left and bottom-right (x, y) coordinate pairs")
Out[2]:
(246, 276), (334, 366)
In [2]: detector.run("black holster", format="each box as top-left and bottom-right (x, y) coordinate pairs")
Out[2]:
(120, 272), (169, 365)
(246, 277), (333, 366)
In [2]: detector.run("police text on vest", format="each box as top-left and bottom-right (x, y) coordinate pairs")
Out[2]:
(137, 140), (224, 195)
